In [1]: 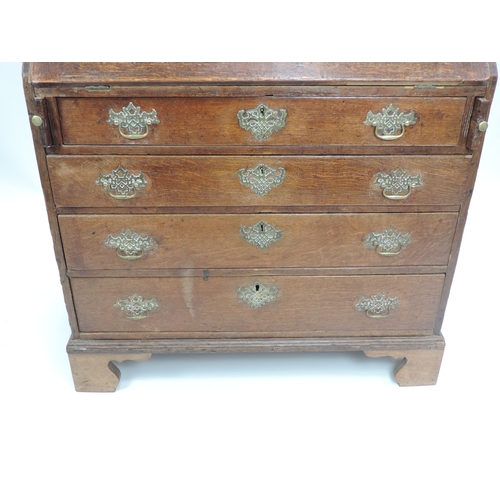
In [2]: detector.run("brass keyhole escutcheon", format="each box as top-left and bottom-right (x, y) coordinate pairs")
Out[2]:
(237, 282), (278, 308)
(240, 220), (283, 249)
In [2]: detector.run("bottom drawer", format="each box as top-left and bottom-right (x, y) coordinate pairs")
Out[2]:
(72, 274), (445, 338)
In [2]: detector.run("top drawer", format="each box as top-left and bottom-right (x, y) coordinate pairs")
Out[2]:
(57, 97), (467, 148)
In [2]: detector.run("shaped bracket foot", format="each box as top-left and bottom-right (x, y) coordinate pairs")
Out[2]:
(68, 352), (151, 392)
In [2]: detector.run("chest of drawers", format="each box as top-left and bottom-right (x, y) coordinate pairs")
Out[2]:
(24, 62), (497, 391)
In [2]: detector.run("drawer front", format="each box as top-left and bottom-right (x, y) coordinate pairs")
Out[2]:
(60, 213), (457, 270)
(57, 97), (466, 147)
(48, 155), (471, 209)
(71, 274), (445, 336)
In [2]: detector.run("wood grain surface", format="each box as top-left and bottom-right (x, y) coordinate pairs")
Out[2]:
(57, 97), (466, 147)
(71, 274), (445, 336)
(59, 213), (458, 271)
(48, 155), (472, 210)
(29, 62), (493, 86)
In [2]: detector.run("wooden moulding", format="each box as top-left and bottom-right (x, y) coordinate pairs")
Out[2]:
(68, 266), (449, 279)
(34, 85), (488, 99)
(67, 334), (445, 391)
(46, 144), (475, 156)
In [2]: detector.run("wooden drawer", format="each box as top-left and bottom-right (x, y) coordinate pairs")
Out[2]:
(57, 97), (467, 147)
(48, 155), (471, 209)
(71, 274), (445, 337)
(60, 213), (457, 271)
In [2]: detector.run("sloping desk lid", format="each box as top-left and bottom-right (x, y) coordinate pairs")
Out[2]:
(26, 62), (496, 86)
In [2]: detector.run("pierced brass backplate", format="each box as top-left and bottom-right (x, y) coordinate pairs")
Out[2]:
(96, 166), (148, 199)
(240, 220), (283, 249)
(238, 164), (286, 196)
(365, 227), (412, 256)
(374, 167), (422, 200)
(237, 104), (287, 140)
(364, 104), (417, 140)
(355, 292), (399, 318)
(107, 102), (160, 139)
(105, 229), (156, 260)
(114, 293), (159, 320)
(237, 282), (279, 308)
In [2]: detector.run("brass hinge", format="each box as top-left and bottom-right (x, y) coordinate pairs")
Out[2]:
(413, 84), (444, 89)
(84, 85), (111, 91)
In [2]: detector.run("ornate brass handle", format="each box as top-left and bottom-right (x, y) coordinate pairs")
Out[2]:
(107, 102), (160, 140)
(237, 104), (287, 140)
(383, 186), (412, 200)
(365, 227), (411, 256)
(114, 293), (159, 320)
(375, 126), (405, 141)
(119, 124), (150, 140)
(374, 167), (422, 200)
(105, 229), (156, 260)
(240, 220), (283, 249)
(238, 164), (286, 196)
(364, 104), (417, 141)
(96, 166), (148, 200)
(355, 292), (399, 318)
(237, 282), (279, 308)
(377, 246), (402, 257)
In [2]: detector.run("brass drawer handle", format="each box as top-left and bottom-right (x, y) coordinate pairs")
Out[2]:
(238, 164), (286, 196)
(240, 220), (283, 249)
(96, 166), (148, 199)
(107, 102), (160, 139)
(105, 229), (156, 260)
(114, 293), (159, 320)
(364, 104), (417, 141)
(237, 104), (287, 140)
(374, 167), (422, 200)
(365, 227), (411, 256)
(237, 282), (279, 308)
(355, 292), (399, 318)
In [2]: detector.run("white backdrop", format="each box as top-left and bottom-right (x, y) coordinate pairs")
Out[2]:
(1, 62), (499, 499)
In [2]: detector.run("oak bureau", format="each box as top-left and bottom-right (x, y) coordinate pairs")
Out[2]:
(24, 63), (497, 391)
